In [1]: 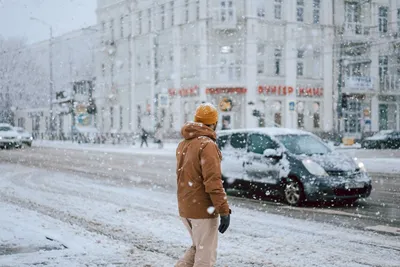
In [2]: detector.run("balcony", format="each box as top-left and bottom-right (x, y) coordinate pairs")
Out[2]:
(381, 75), (400, 94)
(204, 64), (244, 85)
(342, 76), (374, 93)
(212, 8), (237, 30)
(341, 22), (371, 43)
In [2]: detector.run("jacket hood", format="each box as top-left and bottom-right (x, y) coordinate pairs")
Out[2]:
(181, 122), (216, 141)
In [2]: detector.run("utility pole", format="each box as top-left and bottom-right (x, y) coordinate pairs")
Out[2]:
(49, 26), (54, 139)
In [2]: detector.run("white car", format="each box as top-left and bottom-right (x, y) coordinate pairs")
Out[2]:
(14, 127), (33, 147)
(0, 123), (21, 149)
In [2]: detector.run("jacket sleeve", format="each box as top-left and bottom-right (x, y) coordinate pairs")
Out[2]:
(200, 141), (230, 216)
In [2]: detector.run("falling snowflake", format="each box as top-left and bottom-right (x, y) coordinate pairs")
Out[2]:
(207, 206), (215, 214)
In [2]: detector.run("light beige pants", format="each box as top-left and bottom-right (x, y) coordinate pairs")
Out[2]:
(175, 217), (219, 267)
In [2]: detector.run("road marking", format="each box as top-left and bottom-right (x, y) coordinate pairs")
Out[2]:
(365, 225), (400, 235)
(280, 205), (373, 219)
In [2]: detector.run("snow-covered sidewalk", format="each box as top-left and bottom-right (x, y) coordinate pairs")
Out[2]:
(0, 164), (399, 267)
(33, 140), (400, 175)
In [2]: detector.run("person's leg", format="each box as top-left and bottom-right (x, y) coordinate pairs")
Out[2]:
(191, 218), (219, 267)
(175, 218), (196, 267)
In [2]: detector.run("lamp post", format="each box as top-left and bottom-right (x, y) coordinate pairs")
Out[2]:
(30, 17), (54, 139)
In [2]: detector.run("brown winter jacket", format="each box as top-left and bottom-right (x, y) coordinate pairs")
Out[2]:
(176, 122), (230, 219)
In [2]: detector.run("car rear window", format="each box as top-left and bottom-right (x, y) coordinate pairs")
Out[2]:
(0, 127), (12, 131)
(217, 135), (229, 149)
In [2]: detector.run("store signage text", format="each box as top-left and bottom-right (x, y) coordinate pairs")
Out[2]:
(258, 85), (323, 97)
(258, 86), (294, 95)
(206, 87), (247, 94)
(297, 87), (324, 97)
(168, 86), (199, 97)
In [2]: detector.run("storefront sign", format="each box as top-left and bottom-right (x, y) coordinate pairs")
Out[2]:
(75, 103), (91, 127)
(206, 87), (247, 94)
(297, 87), (324, 97)
(168, 86), (199, 97)
(345, 76), (373, 90)
(258, 85), (324, 97)
(258, 86), (294, 95)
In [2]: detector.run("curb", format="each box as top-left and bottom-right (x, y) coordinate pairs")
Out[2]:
(365, 225), (400, 236)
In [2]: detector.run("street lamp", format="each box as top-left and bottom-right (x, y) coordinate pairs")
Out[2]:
(30, 17), (54, 138)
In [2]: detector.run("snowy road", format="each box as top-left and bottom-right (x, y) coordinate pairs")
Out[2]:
(1, 146), (400, 231)
(0, 163), (399, 267)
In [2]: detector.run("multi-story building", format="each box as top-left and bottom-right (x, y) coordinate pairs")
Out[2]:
(95, 0), (335, 134)
(13, 26), (97, 138)
(334, 0), (400, 139)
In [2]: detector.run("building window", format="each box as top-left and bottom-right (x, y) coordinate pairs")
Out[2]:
(297, 113), (304, 128)
(111, 63), (114, 83)
(196, 0), (200, 20)
(313, 49), (321, 78)
(379, 55), (388, 82)
(119, 106), (123, 130)
(120, 16), (124, 38)
(110, 19), (114, 41)
(101, 21), (105, 43)
(185, 0), (189, 23)
(257, 1), (265, 18)
(171, 2), (174, 26)
(137, 11), (142, 34)
(101, 63), (105, 77)
(274, 0), (282, 20)
(379, 6), (388, 33)
(220, 0), (234, 22)
(297, 49), (304, 77)
(148, 9), (151, 32)
(398, 8), (400, 32)
(313, 113), (320, 128)
(257, 61), (264, 74)
(275, 48), (282, 75)
(110, 107), (114, 129)
(297, 0), (304, 22)
(161, 4), (165, 30)
(257, 43), (265, 55)
(313, 0), (320, 24)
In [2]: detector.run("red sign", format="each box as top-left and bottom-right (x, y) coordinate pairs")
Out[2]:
(206, 87), (247, 95)
(168, 86), (199, 97)
(258, 86), (294, 95)
(297, 87), (323, 97)
(258, 85), (324, 97)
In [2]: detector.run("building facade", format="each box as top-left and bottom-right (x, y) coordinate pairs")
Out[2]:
(13, 26), (97, 138)
(334, 0), (400, 139)
(95, 0), (335, 134)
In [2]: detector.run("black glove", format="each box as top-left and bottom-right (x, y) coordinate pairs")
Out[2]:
(218, 215), (230, 234)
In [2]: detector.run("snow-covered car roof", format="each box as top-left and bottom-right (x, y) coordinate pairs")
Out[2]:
(365, 130), (394, 140)
(217, 127), (313, 137)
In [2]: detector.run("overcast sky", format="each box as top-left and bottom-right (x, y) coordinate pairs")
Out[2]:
(0, 0), (97, 43)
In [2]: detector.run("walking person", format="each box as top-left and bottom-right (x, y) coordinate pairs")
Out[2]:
(140, 128), (148, 148)
(154, 124), (164, 149)
(175, 103), (231, 267)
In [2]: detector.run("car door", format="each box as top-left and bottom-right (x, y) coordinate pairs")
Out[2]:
(219, 132), (247, 184)
(244, 133), (281, 187)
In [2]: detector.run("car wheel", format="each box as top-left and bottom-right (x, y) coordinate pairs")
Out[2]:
(283, 177), (305, 206)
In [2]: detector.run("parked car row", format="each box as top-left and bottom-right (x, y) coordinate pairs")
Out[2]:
(0, 123), (33, 149)
(361, 130), (400, 149)
(217, 128), (372, 206)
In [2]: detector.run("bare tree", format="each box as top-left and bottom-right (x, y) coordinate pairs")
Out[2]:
(0, 36), (46, 123)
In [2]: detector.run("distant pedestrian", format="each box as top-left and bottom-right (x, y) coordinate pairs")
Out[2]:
(140, 128), (148, 148)
(154, 124), (164, 149)
(175, 103), (231, 267)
